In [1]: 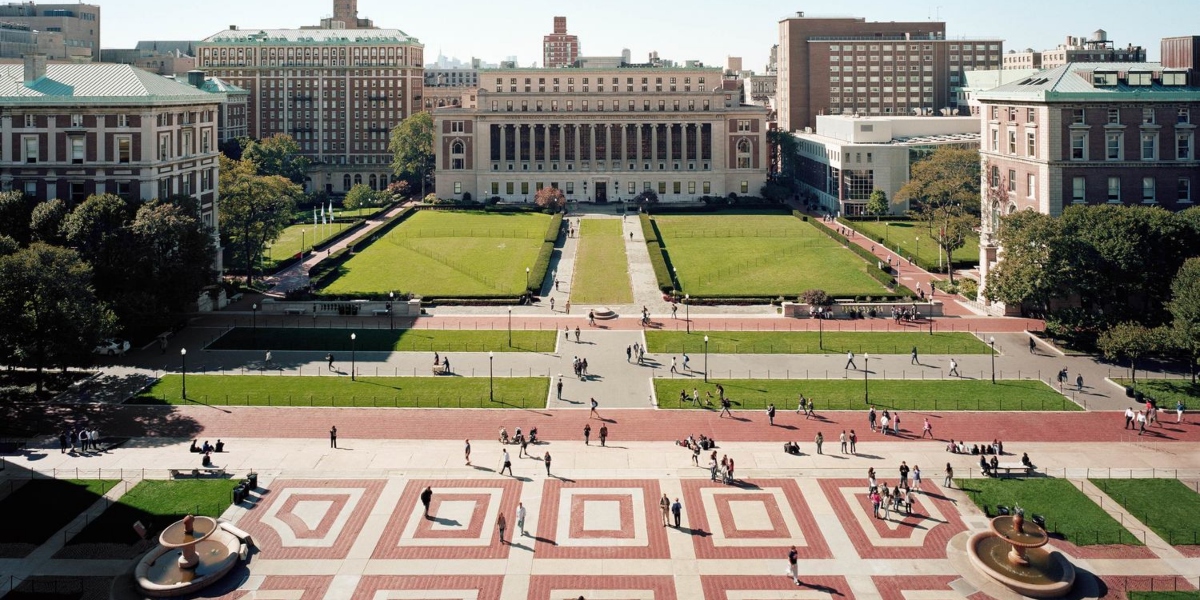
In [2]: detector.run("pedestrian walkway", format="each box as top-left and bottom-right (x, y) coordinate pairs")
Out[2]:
(540, 217), (577, 316)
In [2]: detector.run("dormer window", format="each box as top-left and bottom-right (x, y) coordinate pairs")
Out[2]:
(1128, 71), (1152, 86)
(1163, 71), (1187, 86)
(1093, 71), (1117, 86)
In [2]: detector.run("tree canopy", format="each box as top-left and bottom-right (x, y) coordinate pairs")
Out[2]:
(218, 155), (302, 285)
(866, 190), (889, 219)
(344, 184), (387, 210)
(1168, 258), (1200, 381)
(534, 186), (566, 211)
(242, 134), (310, 185)
(896, 147), (981, 216)
(389, 112), (435, 196)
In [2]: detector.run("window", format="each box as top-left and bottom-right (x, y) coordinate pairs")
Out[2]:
(673, 181), (681, 194)
(1106, 133), (1122, 160)
(117, 137), (131, 163)
(1108, 176), (1121, 202)
(450, 121), (464, 133)
(703, 181), (711, 195)
(1071, 108), (1084, 124)
(1027, 108), (1035, 123)
(1026, 131), (1036, 157)
(1072, 177), (1086, 203)
(735, 139), (752, 169)
(627, 182), (636, 195)
(1071, 133), (1087, 160)
(1008, 169), (1017, 192)
(454, 182), (462, 194)
(117, 114), (129, 127)
(1143, 177), (1156, 202)
(990, 129), (998, 152)
(23, 136), (37, 163)
(989, 165), (1000, 188)
(1107, 108), (1120, 124)
(1178, 108), (1191, 124)
(70, 138), (84, 164)
(658, 181), (666, 194)
(1179, 134), (1194, 160)
(1180, 178), (1192, 202)
(737, 120), (751, 132)
(24, 114), (35, 128)
(1027, 173), (1035, 198)
(740, 181), (749, 194)
(1142, 108), (1156, 124)
(1008, 130), (1016, 154)
(71, 114), (83, 127)
(1141, 134), (1157, 160)
(688, 181), (696, 194)
(1164, 72), (1188, 86)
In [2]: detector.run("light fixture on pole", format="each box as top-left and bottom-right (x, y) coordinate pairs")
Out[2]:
(507, 307), (512, 348)
(818, 311), (824, 348)
(525, 267), (531, 292)
(863, 353), (870, 405)
(685, 293), (691, 334)
(989, 336), (996, 384)
(704, 335), (709, 383)
(180, 348), (187, 400)
(388, 291), (395, 330)
(489, 351), (495, 402)
(302, 229), (307, 256)
(350, 333), (357, 381)
(251, 303), (258, 337)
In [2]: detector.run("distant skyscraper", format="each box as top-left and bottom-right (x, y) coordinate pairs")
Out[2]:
(543, 17), (579, 68)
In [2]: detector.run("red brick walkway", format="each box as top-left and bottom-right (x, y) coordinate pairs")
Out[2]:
(382, 315), (1041, 333)
(97, 405), (1200, 444)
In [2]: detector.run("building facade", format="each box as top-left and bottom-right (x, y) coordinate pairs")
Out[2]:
(195, 22), (423, 195)
(1004, 30), (1145, 71)
(1162, 36), (1200, 85)
(190, 72), (250, 142)
(543, 17), (578, 69)
(975, 62), (1199, 305)
(793, 115), (980, 216)
(0, 57), (223, 246)
(102, 41), (198, 77)
(777, 12), (1002, 133)
(433, 66), (769, 203)
(0, 1), (98, 60)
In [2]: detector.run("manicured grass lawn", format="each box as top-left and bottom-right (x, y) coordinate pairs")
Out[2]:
(1091, 479), (1200, 546)
(955, 478), (1140, 546)
(572, 220), (633, 305)
(1113, 379), (1199, 408)
(1129, 594), (1200, 600)
(266, 222), (352, 267)
(654, 214), (887, 297)
(70, 480), (238, 546)
(652, 379), (1077, 411)
(208, 327), (557, 353)
(336, 206), (388, 219)
(0, 480), (118, 556)
(136, 375), (550, 408)
(646, 331), (992, 355)
(323, 210), (551, 296)
(853, 220), (979, 267)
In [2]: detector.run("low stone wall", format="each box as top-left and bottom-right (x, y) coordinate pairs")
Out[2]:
(781, 300), (944, 319)
(258, 298), (422, 318)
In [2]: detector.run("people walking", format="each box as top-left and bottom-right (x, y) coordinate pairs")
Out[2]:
(497, 514), (507, 545)
(421, 486), (433, 518)
(500, 449), (513, 476)
(815, 431), (824, 454)
(787, 546), (801, 586)
(944, 463), (954, 488)
(719, 397), (732, 418)
(330, 425), (338, 449)
(465, 439), (472, 465)
(544, 452), (552, 476)
(671, 498), (682, 528)
(516, 502), (526, 537)
(913, 465), (923, 490)
(849, 430), (858, 454)
(948, 359), (960, 378)
(922, 418), (933, 438)
(911, 347), (918, 365)
(839, 430), (847, 453)
(590, 397), (599, 419)
(556, 376), (564, 399)
(660, 494), (671, 527)
(599, 424), (608, 447)
(584, 423), (591, 445)
(845, 351), (857, 370)
(767, 403), (776, 426)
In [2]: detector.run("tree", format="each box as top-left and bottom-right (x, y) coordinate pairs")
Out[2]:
(344, 184), (386, 210)
(534, 186), (566, 211)
(0, 190), (34, 244)
(896, 147), (981, 215)
(387, 180), (411, 199)
(29, 199), (67, 245)
(0, 244), (116, 392)
(866, 190), (889, 220)
(389, 112), (435, 197)
(128, 199), (216, 322)
(984, 210), (1075, 310)
(61, 194), (136, 306)
(218, 155), (302, 285)
(242, 134), (310, 185)
(1168, 258), (1200, 383)
(634, 190), (659, 206)
(0, 235), (16, 256)
(801, 289), (832, 306)
(920, 203), (976, 283)
(1097, 322), (1166, 384)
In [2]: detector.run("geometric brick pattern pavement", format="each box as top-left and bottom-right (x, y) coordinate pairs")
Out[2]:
(699, 575), (857, 600)
(349, 576), (505, 600)
(534, 478), (672, 559)
(527, 575), (677, 600)
(872, 575), (961, 600)
(681, 478), (832, 559)
(371, 478), (522, 560)
(820, 479), (967, 559)
(233, 478), (385, 560)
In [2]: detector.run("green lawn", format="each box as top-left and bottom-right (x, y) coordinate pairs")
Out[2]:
(853, 220), (980, 267)
(956, 478), (1140, 546)
(323, 210), (551, 296)
(572, 220), (633, 305)
(136, 375), (550, 408)
(652, 379), (1077, 411)
(1092, 479), (1200, 546)
(69, 480), (238, 546)
(265, 222), (352, 267)
(645, 331), (992, 355)
(654, 214), (887, 297)
(208, 328), (557, 353)
(1113, 379), (1199, 408)
(0, 480), (118, 556)
(1129, 594), (1200, 600)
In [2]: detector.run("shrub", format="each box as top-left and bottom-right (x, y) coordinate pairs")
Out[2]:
(527, 212), (564, 293)
(423, 193), (438, 204)
(801, 289), (832, 306)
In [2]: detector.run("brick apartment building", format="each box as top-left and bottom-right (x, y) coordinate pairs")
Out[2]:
(543, 17), (579, 69)
(777, 12), (1002, 132)
(975, 61), (1199, 306)
(1003, 29), (1145, 71)
(433, 66), (769, 203)
(195, 0), (424, 195)
(0, 1), (99, 60)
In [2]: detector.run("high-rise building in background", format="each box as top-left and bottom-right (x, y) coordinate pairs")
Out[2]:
(1003, 29), (1146, 71)
(102, 41), (198, 77)
(777, 12), (1002, 132)
(543, 17), (579, 68)
(1162, 36), (1200, 85)
(0, 2), (99, 61)
(196, 0), (424, 195)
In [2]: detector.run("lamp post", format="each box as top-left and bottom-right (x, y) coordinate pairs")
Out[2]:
(704, 335), (709, 383)
(863, 353), (870, 405)
(818, 311), (824, 349)
(989, 336), (996, 384)
(350, 333), (357, 381)
(507, 307), (512, 348)
(301, 229), (307, 256)
(180, 348), (187, 400)
(251, 302), (258, 339)
(489, 351), (495, 402)
(388, 291), (395, 330)
(525, 267), (531, 292)
(685, 293), (691, 334)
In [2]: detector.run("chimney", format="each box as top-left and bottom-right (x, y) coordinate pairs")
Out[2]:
(229, 25), (237, 30)
(23, 54), (47, 85)
(187, 69), (206, 89)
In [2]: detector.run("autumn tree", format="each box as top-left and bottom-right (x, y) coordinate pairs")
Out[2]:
(534, 186), (566, 211)
(344, 184), (387, 210)
(389, 112), (435, 197)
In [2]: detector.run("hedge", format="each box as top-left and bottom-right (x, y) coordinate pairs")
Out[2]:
(640, 213), (676, 293)
(351, 207), (417, 252)
(801, 213), (916, 298)
(528, 212), (565, 293)
(644, 202), (788, 215)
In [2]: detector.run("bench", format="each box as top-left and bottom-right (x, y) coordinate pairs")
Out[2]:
(993, 462), (1033, 477)
(372, 308), (390, 316)
(283, 308), (306, 316)
(170, 466), (227, 479)
(432, 365), (449, 376)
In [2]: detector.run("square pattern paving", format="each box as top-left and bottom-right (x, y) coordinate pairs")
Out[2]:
(819, 479), (966, 559)
(372, 478), (522, 560)
(534, 479), (671, 559)
(527, 575), (677, 600)
(235, 479), (385, 560)
(682, 479), (832, 559)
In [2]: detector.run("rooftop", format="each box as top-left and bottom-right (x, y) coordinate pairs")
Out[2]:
(977, 62), (1200, 102)
(200, 28), (420, 46)
(199, 76), (248, 95)
(0, 61), (221, 105)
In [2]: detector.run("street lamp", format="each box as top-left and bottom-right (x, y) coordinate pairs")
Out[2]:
(350, 333), (357, 381)
(525, 267), (531, 292)
(388, 291), (395, 330)
(685, 293), (691, 334)
(180, 348), (187, 400)
(704, 335), (709, 383)
(489, 351), (495, 402)
(818, 311), (824, 349)
(863, 353), (870, 405)
(251, 302), (258, 338)
(989, 336), (996, 384)
(301, 229), (307, 256)
(507, 307), (512, 348)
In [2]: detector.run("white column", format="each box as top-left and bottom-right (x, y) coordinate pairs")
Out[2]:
(542, 124), (549, 165)
(666, 124), (674, 165)
(605, 124), (613, 166)
(682, 123), (690, 163)
(499, 125), (507, 163)
(557, 124), (565, 163)
(574, 123), (581, 165)
(650, 124), (658, 163)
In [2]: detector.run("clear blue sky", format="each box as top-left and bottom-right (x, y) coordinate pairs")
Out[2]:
(103, 0), (1195, 69)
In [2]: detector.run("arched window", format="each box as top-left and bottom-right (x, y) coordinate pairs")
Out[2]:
(735, 138), (752, 169)
(369, 174), (377, 189)
(451, 140), (465, 169)
(451, 141), (464, 154)
(354, 174), (362, 186)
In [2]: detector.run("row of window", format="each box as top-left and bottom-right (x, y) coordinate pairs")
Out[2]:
(15, 171), (214, 202)
(16, 131), (212, 165)
(1068, 132), (1193, 162)
(17, 112), (213, 129)
(202, 46), (415, 59)
(831, 54), (998, 63)
(828, 44), (1001, 52)
(490, 98), (715, 113)
(1072, 176), (1192, 203)
(472, 180), (749, 196)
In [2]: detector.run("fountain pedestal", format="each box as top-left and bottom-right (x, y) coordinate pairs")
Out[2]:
(966, 515), (1076, 598)
(135, 515), (244, 597)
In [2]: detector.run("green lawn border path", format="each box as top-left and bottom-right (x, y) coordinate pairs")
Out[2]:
(653, 379), (1077, 411)
(1112, 379), (1200, 407)
(853, 219), (979, 268)
(208, 328), (557, 353)
(136, 375), (551, 409)
(956, 478), (1142, 546)
(69, 480), (238, 546)
(1091, 479), (1200, 547)
(572, 219), (634, 305)
(645, 331), (992, 355)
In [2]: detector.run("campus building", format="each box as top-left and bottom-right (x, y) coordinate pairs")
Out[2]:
(195, 0), (424, 195)
(792, 114), (980, 216)
(0, 1), (99, 60)
(543, 17), (579, 69)
(432, 66), (770, 203)
(777, 12), (1002, 132)
(188, 72), (250, 143)
(101, 41), (199, 77)
(1003, 30), (1146, 71)
(0, 56), (224, 262)
(975, 61), (1200, 307)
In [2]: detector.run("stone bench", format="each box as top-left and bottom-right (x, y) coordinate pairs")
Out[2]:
(170, 466), (227, 479)
(993, 462), (1033, 477)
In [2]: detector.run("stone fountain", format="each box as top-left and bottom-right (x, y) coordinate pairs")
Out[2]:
(134, 515), (247, 597)
(967, 510), (1076, 598)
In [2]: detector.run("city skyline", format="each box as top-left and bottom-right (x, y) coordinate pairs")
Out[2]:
(99, 0), (1193, 71)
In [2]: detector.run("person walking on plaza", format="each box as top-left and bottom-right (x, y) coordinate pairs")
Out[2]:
(660, 494), (671, 527)
(599, 424), (608, 447)
(588, 310), (596, 326)
(839, 430), (847, 453)
(767, 403), (776, 426)
(565, 300), (571, 314)
(787, 546), (801, 586)
(329, 425), (337, 449)
(550, 297), (555, 311)
(1178, 400), (1186, 423)
(892, 412), (900, 435)
(683, 353), (690, 371)
(899, 462), (910, 487)
(1076, 374), (1084, 391)
(544, 452), (552, 476)
(590, 397), (600, 419)
(868, 406), (877, 432)
(943, 463), (954, 488)
(497, 513), (507, 545)
(583, 423), (591, 445)
(575, 327), (581, 342)
(265, 350), (272, 368)
(845, 351), (857, 370)
(626, 345), (632, 362)
(720, 397), (732, 418)
(465, 439), (472, 465)
(709, 456), (719, 481)
(948, 359), (960, 377)
(670, 357), (678, 374)
(500, 449), (513, 476)
(849, 429), (858, 454)
(671, 498), (682, 528)
(516, 502), (527, 537)
(913, 465), (923, 490)
(1029, 337), (1037, 353)
(814, 431), (824, 454)
(327, 353), (335, 371)
(922, 418), (933, 438)
(556, 376), (564, 399)
(421, 486), (433, 518)
(1124, 407), (1135, 429)
(59, 431), (68, 454)
(911, 346), (918, 365)
(1137, 410), (1147, 435)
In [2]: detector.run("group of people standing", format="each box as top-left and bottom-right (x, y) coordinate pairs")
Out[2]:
(59, 426), (100, 454)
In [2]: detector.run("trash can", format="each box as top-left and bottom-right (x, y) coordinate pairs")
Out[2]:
(232, 484), (246, 504)
(247, 472), (258, 490)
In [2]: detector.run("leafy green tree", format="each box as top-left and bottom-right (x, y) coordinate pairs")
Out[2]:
(767, 129), (800, 183)
(29, 199), (67, 244)
(866, 190), (889, 219)
(1097, 322), (1166, 383)
(218, 155), (302, 285)
(0, 244), (116, 391)
(984, 210), (1075, 310)
(1168, 258), (1200, 382)
(242, 134), (310, 185)
(61, 194), (136, 305)
(0, 190), (34, 244)
(896, 147), (981, 216)
(634, 190), (659, 206)
(344, 184), (385, 210)
(0, 234), (17, 256)
(128, 199), (216, 321)
(921, 204), (976, 282)
(534, 186), (566, 211)
(389, 112), (435, 197)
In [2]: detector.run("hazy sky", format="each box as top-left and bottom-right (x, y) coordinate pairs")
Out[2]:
(103, 0), (1195, 69)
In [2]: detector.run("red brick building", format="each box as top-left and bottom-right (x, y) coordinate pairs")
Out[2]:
(543, 17), (579, 69)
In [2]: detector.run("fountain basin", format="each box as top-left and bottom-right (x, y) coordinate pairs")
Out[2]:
(136, 519), (244, 597)
(967, 531), (1075, 598)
